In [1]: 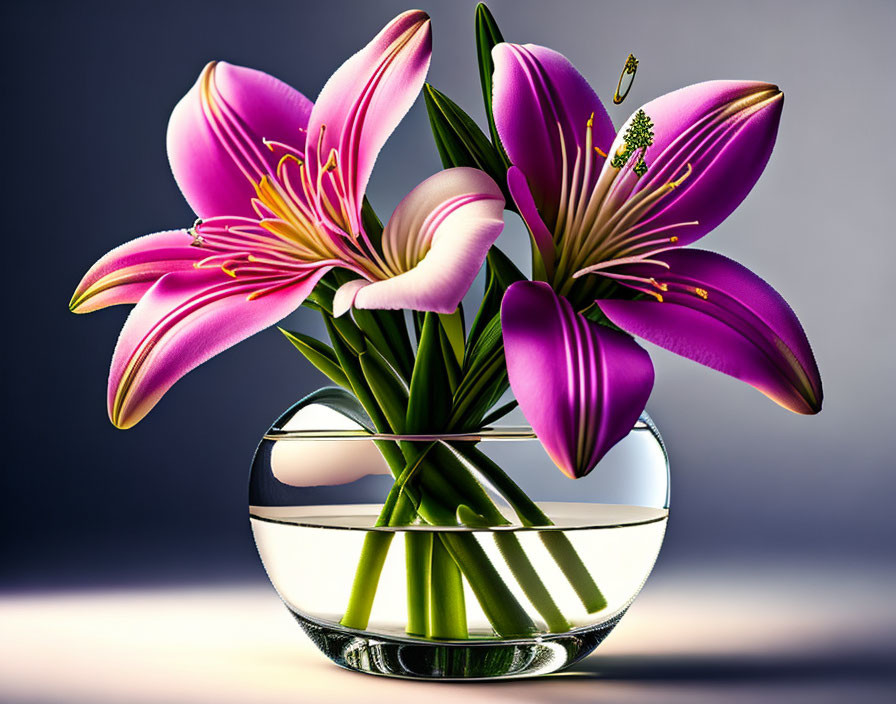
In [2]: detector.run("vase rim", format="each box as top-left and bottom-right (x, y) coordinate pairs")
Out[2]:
(264, 419), (654, 442)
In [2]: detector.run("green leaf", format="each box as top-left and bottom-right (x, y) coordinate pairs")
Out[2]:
(406, 313), (452, 433)
(360, 196), (384, 247)
(323, 315), (389, 432)
(479, 399), (518, 427)
(466, 247), (524, 357)
(278, 327), (350, 389)
(438, 324), (462, 394)
(438, 310), (465, 366)
(330, 313), (366, 354)
(273, 386), (375, 433)
(353, 308), (415, 381)
(359, 347), (409, 432)
(475, 3), (508, 161)
(423, 84), (509, 203)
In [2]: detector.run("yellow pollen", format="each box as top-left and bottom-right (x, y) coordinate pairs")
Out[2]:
(324, 150), (338, 172)
(221, 264), (237, 277)
(616, 144), (627, 158)
(694, 287), (709, 300)
(594, 146), (608, 158)
(587, 112), (594, 128)
(650, 278), (669, 291)
(670, 236), (679, 243)
(669, 163), (693, 189)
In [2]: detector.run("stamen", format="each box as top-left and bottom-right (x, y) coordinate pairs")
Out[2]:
(694, 287), (709, 300)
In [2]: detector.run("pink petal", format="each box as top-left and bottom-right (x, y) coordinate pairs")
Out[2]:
(304, 10), (431, 234)
(108, 266), (329, 429)
(502, 282), (654, 478)
(607, 81), (784, 246)
(598, 249), (822, 414)
(340, 168), (504, 314)
(491, 43), (615, 232)
(167, 62), (313, 219)
(70, 230), (204, 313)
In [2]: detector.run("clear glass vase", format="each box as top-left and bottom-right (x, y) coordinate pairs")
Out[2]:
(249, 390), (669, 680)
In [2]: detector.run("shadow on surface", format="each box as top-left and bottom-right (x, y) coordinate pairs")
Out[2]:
(563, 651), (896, 683)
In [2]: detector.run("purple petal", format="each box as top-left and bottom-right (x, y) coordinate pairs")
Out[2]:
(167, 62), (313, 219)
(502, 282), (654, 478)
(305, 11), (431, 235)
(108, 266), (329, 428)
(492, 43), (615, 231)
(598, 249), (822, 414)
(611, 81), (784, 246)
(70, 230), (204, 313)
(336, 167), (504, 315)
(506, 166), (555, 277)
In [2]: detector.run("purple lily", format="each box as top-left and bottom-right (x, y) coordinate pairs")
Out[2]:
(502, 281), (654, 479)
(493, 43), (822, 477)
(70, 11), (505, 429)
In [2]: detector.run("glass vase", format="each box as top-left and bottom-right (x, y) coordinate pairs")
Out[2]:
(249, 390), (669, 680)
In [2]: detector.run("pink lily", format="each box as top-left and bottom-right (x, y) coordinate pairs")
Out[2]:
(493, 43), (822, 478)
(70, 11), (505, 429)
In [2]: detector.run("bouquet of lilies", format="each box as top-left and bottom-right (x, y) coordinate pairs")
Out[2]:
(71, 6), (821, 639)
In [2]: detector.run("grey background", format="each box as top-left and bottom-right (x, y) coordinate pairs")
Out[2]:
(2, 0), (893, 587)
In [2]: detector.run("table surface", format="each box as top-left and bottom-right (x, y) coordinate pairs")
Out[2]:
(2, 561), (894, 704)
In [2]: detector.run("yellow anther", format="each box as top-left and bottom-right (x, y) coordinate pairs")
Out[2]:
(324, 149), (338, 172)
(694, 287), (709, 300)
(587, 112), (594, 128)
(263, 139), (275, 152)
(670, 236), (679, 243)
(277, 153), (303, 172)
(616, 144), (627, 158)
(594, 146), (608, 158)
(650, 278), (669, 291)
(669, 163), (693, 189)
(221, 264), (237, 278)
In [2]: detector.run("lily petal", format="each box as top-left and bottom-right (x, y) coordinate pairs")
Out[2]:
(502, 281), (654, 478)
(598, 249), (822, 414)
(108, 266), (330, 429)
(492, 43), (615, 231)
(506, 166), (555, 277)
(305, 10), (431, 234)
(335, 167), (505, 315)
(607, 81), (784, 246)
(70, 230), (204, 313)
(168, 61), (313, 219)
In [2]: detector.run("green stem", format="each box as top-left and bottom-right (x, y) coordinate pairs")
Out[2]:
(457, 444), (607, 613)
(340, 531), (394, 629)
(439, 532), (536, 638)
(405, 532), (432, 636)
(494, 533), (571, 632)
(429, 535), (467, 639)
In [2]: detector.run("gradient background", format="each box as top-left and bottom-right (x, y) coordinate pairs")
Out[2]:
(2, 0), (894, 699)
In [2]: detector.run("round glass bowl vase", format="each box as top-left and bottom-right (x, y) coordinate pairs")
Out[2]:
(249, 390), (669, 680)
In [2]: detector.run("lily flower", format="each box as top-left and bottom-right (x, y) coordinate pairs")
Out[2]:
(493, 43), (822, 477)
(70, 11), (505, 429)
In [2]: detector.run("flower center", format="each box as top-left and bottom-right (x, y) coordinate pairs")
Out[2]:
(552, 113), (695, 295)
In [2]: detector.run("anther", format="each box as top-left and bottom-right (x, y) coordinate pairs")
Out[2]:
(670, 236), (679, 243)
(694, 287), (709, 300)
